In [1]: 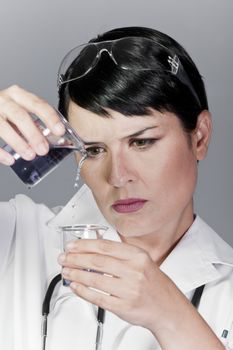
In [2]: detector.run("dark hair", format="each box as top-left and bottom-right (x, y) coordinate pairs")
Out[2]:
(58, 26), (208, 133)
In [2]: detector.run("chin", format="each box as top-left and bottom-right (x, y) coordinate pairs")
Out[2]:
(102, 207), (158, 237)
(113, 218), (153, 238)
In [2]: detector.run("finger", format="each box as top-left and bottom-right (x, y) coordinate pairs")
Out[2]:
(70, 280), (122, 313)
(0, 101), (49, 156)
(65, 239), (142, 260)
(3, 85), (65, 135)
(63, 268), (125, 298)
(0, 117), (36, 160)
(59, 252), (125, 278)
(0, 148), (15, 165)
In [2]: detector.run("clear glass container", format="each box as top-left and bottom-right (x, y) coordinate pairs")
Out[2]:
(59, 224), (108, 286)
(3, 110), (86, 187)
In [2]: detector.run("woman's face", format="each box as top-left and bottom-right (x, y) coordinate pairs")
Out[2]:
(68, 101), (209, 240)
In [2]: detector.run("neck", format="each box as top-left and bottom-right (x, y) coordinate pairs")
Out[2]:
(119, 206), (195, 265)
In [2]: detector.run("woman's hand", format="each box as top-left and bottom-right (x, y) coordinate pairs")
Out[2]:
(0, 85), (65, 165)
(58, 239), (225, 350)
(58, 238), (182, 330)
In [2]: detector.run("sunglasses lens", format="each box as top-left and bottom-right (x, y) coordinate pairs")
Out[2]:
(58, 44), (98, 84)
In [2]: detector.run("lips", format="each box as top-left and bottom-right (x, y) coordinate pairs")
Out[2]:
(112, 198), (147, 213)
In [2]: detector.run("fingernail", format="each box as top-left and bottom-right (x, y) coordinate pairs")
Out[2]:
(53, 122), (65, 135)
(62, 268), (70, 276)
(36, 142), (49, 155)
(58, 253), (66, 264)
(70, 282), (78, 290)
(22, 148), (35, 159)
(2, 156), (15, 166)
(66, 242), (75, 250)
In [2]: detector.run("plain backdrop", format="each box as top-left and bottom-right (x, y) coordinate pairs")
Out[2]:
(0, 0), (233, 246)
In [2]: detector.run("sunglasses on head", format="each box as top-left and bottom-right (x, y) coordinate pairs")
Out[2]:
(57, 36), (201, 107)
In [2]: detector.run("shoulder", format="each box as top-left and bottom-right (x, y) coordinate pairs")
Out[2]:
(0, 194), (61, 236)
(194, 215), (233, 266)
(10, 194), (59, 222)
(191, 217), (233, 346)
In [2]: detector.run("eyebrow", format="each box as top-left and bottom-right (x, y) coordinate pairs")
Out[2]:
(126, 126), (158, 138)
(83, 126), (158, 145)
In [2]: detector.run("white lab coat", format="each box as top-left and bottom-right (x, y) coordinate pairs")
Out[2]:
(0, 184), (233, 350)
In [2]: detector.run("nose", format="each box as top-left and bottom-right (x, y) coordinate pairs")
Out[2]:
(106, 151), (136, 188)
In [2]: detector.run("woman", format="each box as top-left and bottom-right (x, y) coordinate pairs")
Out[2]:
(0, 26), (232, 350)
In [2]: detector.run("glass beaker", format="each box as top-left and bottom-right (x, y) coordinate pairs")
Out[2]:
(3, 110), (86, 187)
(59, 224), (108, 286)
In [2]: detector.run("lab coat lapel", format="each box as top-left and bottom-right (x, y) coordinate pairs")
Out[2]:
(160, 216), (233, 294)
(47, 184), (108, 228)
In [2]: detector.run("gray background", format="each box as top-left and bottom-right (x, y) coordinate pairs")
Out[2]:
(0, 0), (233, 245)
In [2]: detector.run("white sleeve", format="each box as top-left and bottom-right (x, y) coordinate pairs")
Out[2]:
(0, 200), (16, 279)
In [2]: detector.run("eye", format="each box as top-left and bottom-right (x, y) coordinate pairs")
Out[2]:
(129, 138), (158, 149)
(85, 146), (106, 158)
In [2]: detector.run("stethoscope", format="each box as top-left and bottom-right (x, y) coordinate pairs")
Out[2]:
(41, 274), (205, 350)
(42, 274), (105, 350)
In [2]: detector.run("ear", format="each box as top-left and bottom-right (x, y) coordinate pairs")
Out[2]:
(192, 110), (212, 161)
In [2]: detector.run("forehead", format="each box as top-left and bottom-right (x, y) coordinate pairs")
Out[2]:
(68, 101), (183, 140)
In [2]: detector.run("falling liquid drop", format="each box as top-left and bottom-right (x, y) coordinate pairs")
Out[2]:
(74, 154), (87, 188)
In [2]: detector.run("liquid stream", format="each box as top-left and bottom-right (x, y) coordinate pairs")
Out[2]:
(74, 153), (87, 188)
(53, 144), (88, 188)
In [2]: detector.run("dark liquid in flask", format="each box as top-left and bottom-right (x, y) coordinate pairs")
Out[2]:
(11, 147), (73, 187)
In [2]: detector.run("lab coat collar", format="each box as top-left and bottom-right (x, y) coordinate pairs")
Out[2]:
(160, 215), (233, 293)
(48, 185), (233, 294)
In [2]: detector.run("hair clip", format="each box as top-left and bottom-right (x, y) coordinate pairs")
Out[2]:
(168, 55), (179, 75)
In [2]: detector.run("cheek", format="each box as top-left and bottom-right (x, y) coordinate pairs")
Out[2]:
(80, 161), (105, 195)
(147, 142), (197, 205)
(81, 165), (110, 218)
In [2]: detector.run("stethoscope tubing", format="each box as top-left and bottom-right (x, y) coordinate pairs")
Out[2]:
(42, 274), (205, 350)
